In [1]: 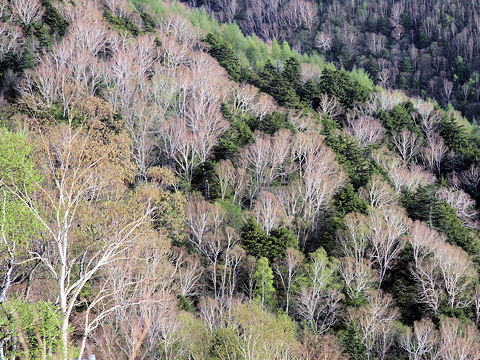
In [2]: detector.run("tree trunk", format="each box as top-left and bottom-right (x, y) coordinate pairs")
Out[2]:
(0, 258), (13, 303)
(77, 335), (88, 360)
(61, 311), (69, 360)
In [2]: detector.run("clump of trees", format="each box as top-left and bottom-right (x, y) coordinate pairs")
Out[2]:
(1, 0), (480, 359)
(187, 0), (480, 122)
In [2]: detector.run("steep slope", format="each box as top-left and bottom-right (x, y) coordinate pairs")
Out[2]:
(182, 0), (480, 122)
(1, 0), (480, 359)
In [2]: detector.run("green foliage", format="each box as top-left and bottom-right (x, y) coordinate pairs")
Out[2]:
(324, 131), (375, 189)
(0, 129), (41, 249)
(300, 78), (321, 107)
(240, 218), (297, 261)
(312, 131), (372, 253)
(302, 247), (338, 292)
(282, 57), (301, 90)
(177, 312), (212, 358)
(381, 245), (422, 325)
(10, 1), (480, 356)
(335, 183), (368, 217)
(177, 294), (193, 312)
(205, 33), (242, 81)
(253, 257), (276, 310)
(241, 217), (269, 257)
(214, 104), (255, 160)
(191, 161), (221, 201)
(340, 321), (368, 360)
(213, 136), (240, 161)
(216, 199), (244, 229)
(103, 9), (142, 36)
(0, 128), (40, 191)
(314, 182), (369, 254)
(400, 56), (414, 73)
(317, 68), (371, 109)
(250, 111), (293, 135)
(241, 217), (270, 256)
(30, 22), (52, 47)
(211, 327), (242, 359)
(349, 67), (375, 91)
(257, 60), (301, 108)
(0, 299), (64, 360)
(140, 11), (157, 32)
(269, 227), (298, 252)
(40, 0), (69, 37)
(440, 112), (479, 170)
(211, 302), (298, 358)
(377, 102), (418, 136)
(0, 48), (36, 99)
(403, 186), (480, 260)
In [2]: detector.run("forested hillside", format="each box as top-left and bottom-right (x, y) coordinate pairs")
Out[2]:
(1, 0), (480, 359)
(183, 0), (480, 122)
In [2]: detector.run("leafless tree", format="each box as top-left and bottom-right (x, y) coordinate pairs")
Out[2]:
(413, 257), (443, 315)
(407, 220), (443, 267)
(221, 241), (245, 301)
(79, 236), (175, 359)
(7, 121), (155, 360)
(338, 257), (377, 301)
(241, 130), (291, 199)
(442, 79), (454, 104)
(418, 106), (442, 139)
(436, 187), (478, 229)
(390, 165), (436, 193)
(232, 167), (250, 206)
(314, 31), (332, 52)
(368, 207), (408, 285)
(296, 250), (342, 333)
(291, 130), (324, 175)
(439, 317), (480, 360)
(423, 133), (447, 176)
(0, 23), (23, 62)
(359, 175), (399, 209)
(253, 191), (286, 234)
(435, 243), (477, 309)
(274, 247), (303, 315)
(377, 68), (392, 88)
(211, 0), (239, 21)
(318, 94), (342, 118)
(336, 212), (371, 262)
(459, 164), (480, 198)
(125, 98), (164, 180)
(199, 296), (221, 334)
(392, 130), (424, 164)
(373, 89), (406, 111)
(346, 116), (386, 147)
(230, 83), (257, 116)
(10, 0), (43, 26)
(348, 290), (399, 360)
(172, 248), (203, 298)
(401, 318), (439, 360)
(475, 286), (480, 327)
(184, 193), (221, 252)
(280, 0), (317, 32)
(251, 93), (277, 121)
(216, 160), (235, 200)
(158, 118), (200, 183)
(389, 2), (404, 40)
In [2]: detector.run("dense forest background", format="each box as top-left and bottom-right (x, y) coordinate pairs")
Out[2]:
(183, 0), (480, 122)
(1, 0), (480, 359)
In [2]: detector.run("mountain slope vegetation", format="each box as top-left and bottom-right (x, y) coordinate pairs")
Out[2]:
(1, 0), (480, 359)
(183, 0), (480, 122)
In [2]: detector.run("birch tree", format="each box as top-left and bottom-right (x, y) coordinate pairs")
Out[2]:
(6, 108), (153, 360)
